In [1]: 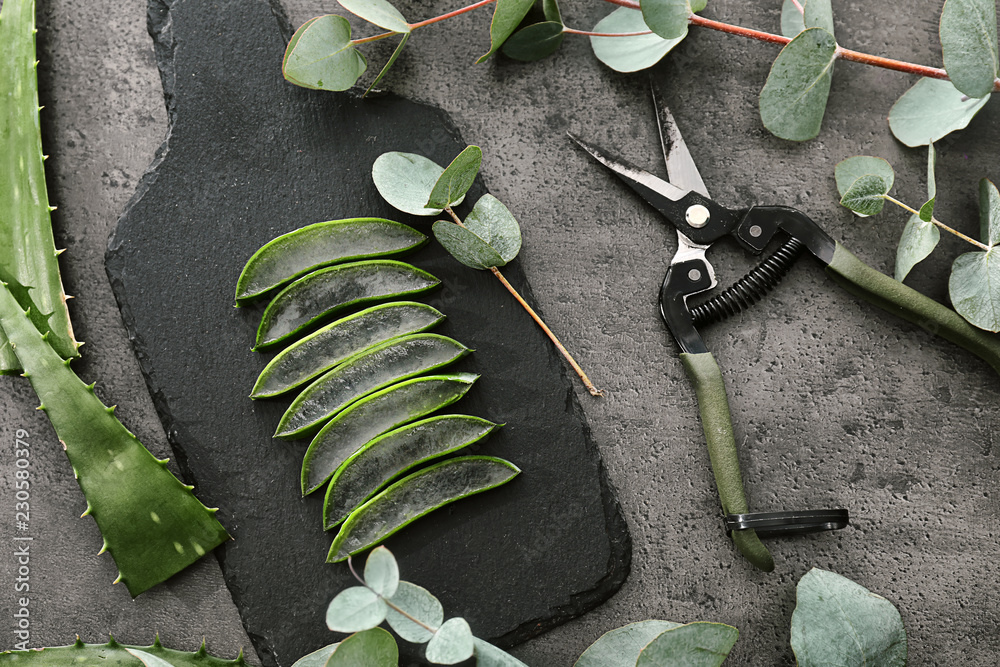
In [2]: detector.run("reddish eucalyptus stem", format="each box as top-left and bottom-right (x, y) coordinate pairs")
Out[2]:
(596, 2), (999, 92)
(408, 0), (497, 29)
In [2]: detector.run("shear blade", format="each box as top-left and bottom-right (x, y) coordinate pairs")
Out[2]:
(650, 77), (710, 199)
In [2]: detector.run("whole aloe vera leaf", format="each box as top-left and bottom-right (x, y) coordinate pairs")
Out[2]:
(235, 218), (427, 305)
(0, 637), (248, 666)
(0, 0), (79, 373)
(323, 415), (499, 529)
(275, 333), (471, 439)
(255, 260), (439, 350)
(301, 372), (479, 494)
(0, 280), (230, 596)
(327, 456), (520, 562)
(252, 301), (445, 398)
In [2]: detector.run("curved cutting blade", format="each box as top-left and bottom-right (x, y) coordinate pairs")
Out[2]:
(651, 77), (710, 199)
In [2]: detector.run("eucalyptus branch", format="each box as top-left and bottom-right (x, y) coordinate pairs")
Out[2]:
(345, 556), (441, 634)
(883, 195), (991, 251)
(443, 206), (605, 397)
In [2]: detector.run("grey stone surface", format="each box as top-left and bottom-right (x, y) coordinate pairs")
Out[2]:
(1, 0), (999, 665)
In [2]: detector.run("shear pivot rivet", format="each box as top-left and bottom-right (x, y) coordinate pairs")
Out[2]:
(688, 268), (702, 282)
(749, 225), (762, 238)
(686, 204), (710, 228)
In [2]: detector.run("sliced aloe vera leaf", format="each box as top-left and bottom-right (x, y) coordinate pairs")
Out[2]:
(328, 456), (520, 562)
(252, 301), (444, 398)
(301, 372), (479, 494)
(323, 415), (500, 528)
(255, 260), (439, 350)
(276, 333), (471, 439)
(235, 218), (427, 305)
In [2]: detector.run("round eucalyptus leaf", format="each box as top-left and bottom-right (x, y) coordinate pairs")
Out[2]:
(282, 15), (367, 91)
(386, 581), (444, 643)
(327, 628), (399, 667)
(433, 221), (507, 270)
(834, 156), (895, 198)
(790, 568), (907, 666)
(363, 546), (400, 598)
(636, 622), (739, 667)
(502, 22), (565, 61)
(474, 638), (531, 667)
(326, 585), (388, 632)
(888, 77), (990, 147)
(427, 146), (481, 209)
(951, 249), (1000, 331)
(291, 643), (340, 667)
(840, 174), (889, 216)
(338, 0), (410, 33)
(372, 152), (445, 216)
(895, 213), (939, 282)
(780, 0), (834, 38)
(641, 0), (694, 40)
(574, 620), (682, 667)
(590, 8), (686, 73)
(940, 0), (999, 98)
(465, 194), (522, 263)
(759, 27), (837, 141)
(425, 617), (475, 664)
(979, 178), (1000, 246)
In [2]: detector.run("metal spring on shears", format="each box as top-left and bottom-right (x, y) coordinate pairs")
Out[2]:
(690, 238), (806, 326)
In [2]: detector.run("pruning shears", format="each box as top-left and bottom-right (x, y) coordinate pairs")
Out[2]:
(570, 82), (1000, 572)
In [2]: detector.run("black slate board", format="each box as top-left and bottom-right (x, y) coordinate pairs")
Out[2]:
(105, 0), (630, 664)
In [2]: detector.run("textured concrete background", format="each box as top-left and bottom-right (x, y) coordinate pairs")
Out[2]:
(1, 0), (999, 664)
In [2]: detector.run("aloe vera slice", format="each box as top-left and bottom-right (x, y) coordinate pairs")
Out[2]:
(235, 218), (427, 305)
(301, 372), (479, 494)
(327, 456), (520, 562)
(251, 301), (444, 398)
(255, 260), (439, 349)
(276, 334), (472, 439)
(323, 415), (500, 529)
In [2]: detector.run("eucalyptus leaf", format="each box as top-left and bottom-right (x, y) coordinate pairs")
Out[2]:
(363, 546), (400, 598)
(478, 0), (535, 62)
(918, 197), (936, 222)
(338, 0), (410, 33)
(888, 77), (991, 147)
(759, 27), (837, 141)
(364, 32), (410, 96)
(386, 581), (444, 643)
(503, 22), (566, 61)
(327, 628), (399, 667)
(834, 156), (895, 198)
(840, 174), (889, 216)
(125, 650), (178, 667)
(543, 0), (562, 24)
(372, 152), (446, 216)
(326, 585), (388, 633)
(425, 617), (475, 664)
(790, 568), (907, 667)
(464, 194), (522, 261)
(590, 8), (686, 73)
(427, 146), (482, 209)
(283, 15), (367, 91)
(979, 177), (1000, 246)
(635, 622), (739, 667)
(926, 141), (938, 201)
(951, 249), (1000, 331)
(291, 643), (340, 667)
(641, 0), (701, 41)
(896, 213), (940, 281)
(780, 0), (834, 37)
(574, 620), (682, 667)
(432, 221), (506, 269)
(940, 0), (999, 98)
(473, 638), (531, 667)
